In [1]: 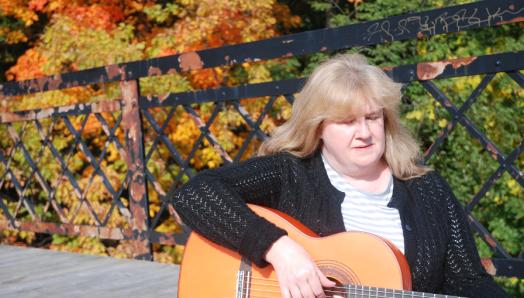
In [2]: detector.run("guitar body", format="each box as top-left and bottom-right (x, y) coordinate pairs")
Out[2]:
(178, 204), (412, 298)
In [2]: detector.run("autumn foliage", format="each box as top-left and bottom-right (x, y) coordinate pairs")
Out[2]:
(1, 3), (522, 295)
(0, 0), (301, 261)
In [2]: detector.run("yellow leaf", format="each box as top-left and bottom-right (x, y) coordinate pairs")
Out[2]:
(406, 110), (423, 121)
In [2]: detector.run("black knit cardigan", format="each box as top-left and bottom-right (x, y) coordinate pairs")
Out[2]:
(171, 151), (508, 297)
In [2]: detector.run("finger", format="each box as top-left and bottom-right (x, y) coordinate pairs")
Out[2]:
(297, 279), (318, 298)
(289, 284), (303, 298)
(280, 286), (291, 298)
(308, 275), (326, 298)
(316, 267), (336, 287)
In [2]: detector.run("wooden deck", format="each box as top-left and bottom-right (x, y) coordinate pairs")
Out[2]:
(0, 244), (180, 297)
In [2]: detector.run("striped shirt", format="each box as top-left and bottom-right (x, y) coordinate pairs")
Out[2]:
(322, 155), (405, 254)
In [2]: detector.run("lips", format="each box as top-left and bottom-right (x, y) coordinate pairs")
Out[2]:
(353, 144), (373, 149)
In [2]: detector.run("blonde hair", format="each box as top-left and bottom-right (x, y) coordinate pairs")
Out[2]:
(258, 53), (430, 179)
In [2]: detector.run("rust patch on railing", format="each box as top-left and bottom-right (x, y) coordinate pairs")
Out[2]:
(481, 258), (497, 275)
(0, 112), (32, 123)
(497, 16), (524, 25)
(157, 93), (170, 103)
(148, 66), (162, 77)
(417, 56), (477, 80)
(0, 100), (121, 124)
(450, 56), (477, 69)
(120, 79), (152, 260)
(417, 61), (448, 80)
(106, 64), (125, 80)
(179, 52), (203, 71)
(484, 233), (498, 248)
(486, 143), (499, 160)
(0, 219), (127, 240)
(48, 74), (63, 90)
(91, 100), (122, 114)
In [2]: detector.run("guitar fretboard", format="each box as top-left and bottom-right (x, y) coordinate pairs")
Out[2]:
(335, 284), (465, 298)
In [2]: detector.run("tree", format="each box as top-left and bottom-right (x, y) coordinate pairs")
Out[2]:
(0, 0), (301, 263)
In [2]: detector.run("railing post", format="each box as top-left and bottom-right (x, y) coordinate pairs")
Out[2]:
(120, 79), (152, 260)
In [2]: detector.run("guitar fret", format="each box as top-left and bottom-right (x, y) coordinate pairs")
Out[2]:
(236, 270), (243, 298)
(343, 284), (466, 298)
(246, 270), (251, 297)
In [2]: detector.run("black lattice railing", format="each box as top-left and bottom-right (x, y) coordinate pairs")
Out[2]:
(0, 0), (522, 277)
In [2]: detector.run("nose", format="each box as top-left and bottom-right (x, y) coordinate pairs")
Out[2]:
(356, 118), (371, 138)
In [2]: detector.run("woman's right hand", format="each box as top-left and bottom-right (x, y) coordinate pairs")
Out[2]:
(264, 236), (336, 298)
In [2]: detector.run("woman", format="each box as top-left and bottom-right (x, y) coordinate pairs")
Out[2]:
(171, 54), (508, 297)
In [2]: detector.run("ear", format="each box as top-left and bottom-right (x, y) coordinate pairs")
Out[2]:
(316, 122), (325, 140)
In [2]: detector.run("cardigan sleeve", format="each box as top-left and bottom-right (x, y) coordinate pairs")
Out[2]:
(435, 174), (510, 297)
(169, 153), (289, 267)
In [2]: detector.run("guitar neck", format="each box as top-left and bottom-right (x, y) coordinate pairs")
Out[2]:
(338, 285), (464, 298)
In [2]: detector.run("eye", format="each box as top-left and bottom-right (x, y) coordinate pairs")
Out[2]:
(340, 118), (355, 124)
(366, 112), (383, 120)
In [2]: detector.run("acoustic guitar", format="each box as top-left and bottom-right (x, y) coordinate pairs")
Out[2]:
(178, 204), (464, 298)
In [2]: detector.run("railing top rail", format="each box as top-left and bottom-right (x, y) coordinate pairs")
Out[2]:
(1, 50), (521, 124)
(0, 0), (523, 98)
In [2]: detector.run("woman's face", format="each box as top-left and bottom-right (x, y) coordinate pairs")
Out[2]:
(320, 105), (386, 176)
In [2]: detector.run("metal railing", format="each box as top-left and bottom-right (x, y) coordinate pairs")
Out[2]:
(0, 0), (522, 277)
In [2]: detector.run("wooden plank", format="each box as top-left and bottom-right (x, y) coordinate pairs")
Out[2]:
(0, 245), (179, 297)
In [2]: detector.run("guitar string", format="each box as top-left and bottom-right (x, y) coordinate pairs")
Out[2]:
(246, 289), (444, 298)
(242, 280), (450, 298)
(249, 276), (402, 291)
(247, 295), (351, 298)
(245, 287), (402, 298)
(245, 288), (442, 298)
(247, 294), (371, 298)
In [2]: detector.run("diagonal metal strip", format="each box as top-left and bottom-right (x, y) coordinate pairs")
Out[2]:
(101, 171), (130, 226)
(6, 124), (53, 196)
(73, 118), (123, 225)
(2, 123), (38, 220)
(284, 94), (295, 105)
(36, 116), (95, 222)
(183, 103), (232, 164)
(423, 74), (495, 162)
(142, 106), (192, 208)
(141, 109), (194, 180)
(93, 113), (131, 220)
(143, 167), (167, 199)
(233, 97), (277, 162)
(421, 81), (523, 186)
(33, 116), (89, 223)
(13, 120), (68, 222)
(467, 213), (512, 259)
(7, 125), (35, 219)
(33, 119), (72, 222)
(466, 139), (524, 213)
(150, 103), (229, 229)
(144, 106), (177, 164)
(0, 192), (16, 227)
(507, 71), (524, 87)
(61, 116), (121, 199)
(33, 119), (62, 216)
(59, 116), (105, 225)
(231, 101), (268, 141)
(141, 106), (187, 200)
(73, 112), (131, 224)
